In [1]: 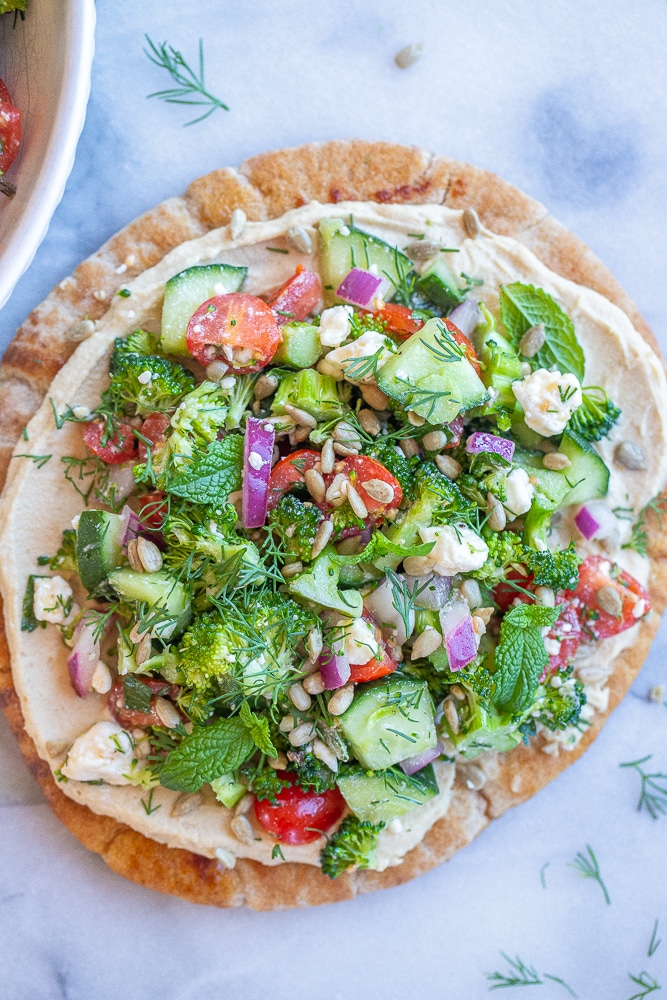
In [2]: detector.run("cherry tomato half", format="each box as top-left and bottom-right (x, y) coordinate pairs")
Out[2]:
(267, 448), (321, 510)
(186, 293), (282, 372)
(371, 302), (424, 339)
(348, 638), (397, 684)
(138, 412), (171, 461)
(445, 319), (483, 378)
(267, 266), (322, 325)
(0, 77), (21, 175)
(82, 419), (139, 464)
(326, 455), (403, 516)
(540, 601), (582, 678)
(253, 772), (345, 845)
(567, 554), (651, 640)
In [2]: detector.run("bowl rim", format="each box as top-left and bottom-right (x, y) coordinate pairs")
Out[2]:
(0, 0), (97, 311)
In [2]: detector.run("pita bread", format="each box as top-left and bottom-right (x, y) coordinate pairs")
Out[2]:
(1, 140), (665, 910)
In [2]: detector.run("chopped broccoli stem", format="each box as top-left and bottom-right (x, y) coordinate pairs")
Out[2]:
(271, 368), (344, 421)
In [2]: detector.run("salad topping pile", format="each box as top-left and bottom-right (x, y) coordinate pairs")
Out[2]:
(22, 212), (656, 877)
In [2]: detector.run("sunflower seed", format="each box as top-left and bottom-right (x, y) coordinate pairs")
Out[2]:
(443, 697), (460, 735)
(283, 403), (317, 428)
(434, 454), (462, 480)
(304, 467), (326, 503)
(422, 430), (448, 451)
(360, 383), (389, 409)
(279, 715), (295, 733)
(307, 628), (323, 663)
(362, 478), (395, 504)
(289, 721), (317, 747)
(358, 408), (381, 436)
(254, 373), (279, 399)
(394, 42), (423, 68)
(519, 323), (546, 358)
(327, 684), (355, 716)
(289, 425), (311, 444)
(614, 441), (646, 471)
(411, 626), (442, 659)
(596, 585), (623, 617)
(325, 472), (347, 503)
(487, 493), (507, 531)
(281, 561), (303, 579)
(462, 207), (481, 239)
(205, 360), (229, 382)
(542, 451), (571, 471)
(460, 578), (482, 609)
(229, 208), (247, 240)
(135, 632), (153, 666)
(449, 684), (466, 701)
(333, 421), (362, 447)
(407, 410), (425, 427)
(312, 738), (338, 772)
(230, 815), (255, 844)
(65, 319), (96, 342)
(289, 682), (312, 712)
(234, 793), (254, 816)
(91, 661), (112, 694)
(136, 536), (163, 573)
(399, 437), (420, 458)
(267, 752), (288, 769)
(346, 482), (369, 519)
(320, 437), (336, 474)
(285, 225), (313, 255)
(333, 441), (360, 457)
(155, 697), (181, 729)
(311, 518), (334, 559)
(214, 847), (237, 869)
(404, 239), (441, 261)
(171, 791), (203, 817)
(303, 671), (325, 695)
(126, 538), (143, 572)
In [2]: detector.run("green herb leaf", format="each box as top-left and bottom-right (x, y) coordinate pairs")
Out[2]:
(329, 531), (434, 567)
(500, 282), (585, 381)
(239, 701), (277, 758)
(168, 435), (243, 506)
(494, 603), (560, 713)
(160, 717), (255, 792)
(123, 675), (153, 714)
(21, 575), (46, 633)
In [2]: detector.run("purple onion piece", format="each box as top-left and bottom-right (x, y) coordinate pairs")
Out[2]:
(319, 647), (351, 690)
(573, 505), (601, 540)
(67, 620), (100, 698)
(440, 596), (477, 672)
(242, 418), (275, 529)
(447, 299), (482, 338)
(399, 741), (443, 776)
(465, 431), (515, 462)
(336, 268), (384, 308)
(119, 505), (141, 546)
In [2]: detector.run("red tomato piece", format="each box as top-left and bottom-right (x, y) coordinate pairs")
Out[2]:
(82, 419), (139, 464)
(567, 554), (651, 640)
(253, 772), (345, 845)
(445, 319), (483, 378)
(138, 412), (171, 461)
(348, 644), (397, 684)
(371, 302), (424, 339)
(267, 266), (322, 325)
(444, 415), (465, 449)
(0, 77), (21, 175)
(185, 293), (282, 372)
(324, 455), (402, 516)
(138, 491), (168, 531)
(108, 678), (177, 729)
(540, 601), (582, 678)
(267, 448), (320, 510)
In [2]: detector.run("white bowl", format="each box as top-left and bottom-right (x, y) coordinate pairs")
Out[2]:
(0, 0), (96, 310)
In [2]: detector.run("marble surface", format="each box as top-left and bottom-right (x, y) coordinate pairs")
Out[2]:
(2, 1), (667, 997)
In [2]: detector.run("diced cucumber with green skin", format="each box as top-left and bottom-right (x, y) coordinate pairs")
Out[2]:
(75, 510), (125, 593)
(376, 317), (490, 424)
(107, 568), (191, 639)
(272, 322), (322, 369)
(288, 551), (363, 618)
(318, 217), (410, 307)
(210, 772), (246, 809)
(415, 258), (465, 311)
(271, 368), (343, 421)
(338, 675), (437, 770)
(337, 765), (438, 824)
(558, 428), (610, 506)
(160, 263), (248, 356)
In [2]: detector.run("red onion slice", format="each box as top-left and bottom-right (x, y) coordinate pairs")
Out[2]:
(336, 268), (386, 308)
(67, 619), (101, 698)
(447, 300), (482, 338)
(119, 505), (141, 546)
(319, 647), (351, 689)
(572, 501), (617, 541)
(573, 505), (600, 540)
(399, 740), (443, 776)
(440, 594), (477, 671)
(242, 419), (275, 529)
(465, 431), (515, 462)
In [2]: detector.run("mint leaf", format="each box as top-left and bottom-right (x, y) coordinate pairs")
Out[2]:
(168, 435), (243, 505)
(330, 531), (434, 567)
(123, 675), (152, 714)
(494, 603), (561, 713)
(239, 701), (277, 758)
(500, 283), (585, 381)
(160, 717), (254, 792)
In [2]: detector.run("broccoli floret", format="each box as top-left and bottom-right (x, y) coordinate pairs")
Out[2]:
(107, 345), (195, 416)
(163, 502), (262, 592)
(269, 495), (323, 562)
(364, 440), (416, 499)
(521, 668), (586, 736)
(240, 763), (288, 805)
(568, 387), (621, 442)
(320, 815), (385, 879)
(37, 528), (77, 573)
(178, 611), (237, 691)
(166, 380), (230, 466)
(0, 1), (27, 14)
(224, 374), (258, 431)
(416, 461), (478, 526)
(286, 752), (338, 794)
(523, 543), (581, 592)
(472, 529), (525, 585)
(113, 329), (161, 358)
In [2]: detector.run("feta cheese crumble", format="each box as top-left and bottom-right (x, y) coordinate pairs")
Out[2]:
(503, 467), (535, 516)
(335, 617), (381, 665)
(405, 524), (489, 577)
(512, 367), (582, 437)
(322, 330), (393, 382)
(318, 305), (353, 347)
(61, 722), (135, 785)
(33, 575), (74, 625)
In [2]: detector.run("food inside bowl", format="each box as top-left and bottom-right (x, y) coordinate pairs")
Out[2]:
(0, 74), (21, 197)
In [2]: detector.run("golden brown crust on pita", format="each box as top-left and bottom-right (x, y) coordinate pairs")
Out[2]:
(0, 140), (664, 909)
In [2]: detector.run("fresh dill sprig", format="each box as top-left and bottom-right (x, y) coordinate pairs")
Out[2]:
(144, 35), (229, 126)
(14, 453), (52, 469)
(626, 971), (661, 1000)
(395, 375), (455, 422)
(421, 323), (466, 364)
(648, 919), (661, 958)
(271, 843), (286, 861)
(486, 953), (577, 996)
(384, 569), (431, 640)
(141, 788), (161, 816)
(620, 755), (667, 820)
(540, 861), (551, 889)
(341, 346), (391, 382)
(568, 843), (611, 905)
(624, 494), (667, 557)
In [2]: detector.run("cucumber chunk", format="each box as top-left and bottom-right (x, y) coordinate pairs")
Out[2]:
(337, 765), (438, 824)
(416, 258), (465, 311)
(210, 772), (246, 809)
(288, 552), (363, 618)
(318, 218), (410, 307)
(376, 317), (490, 424)
(558, 428), (610, 506)
(76, 510), (125, 592)
(338, 675), (436, 770)
(272, 322), (322, 369)
(161, 263), (248, 356)
(107, 568), (191, 639)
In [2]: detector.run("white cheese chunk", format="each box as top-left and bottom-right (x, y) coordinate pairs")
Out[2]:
(512, 368), (582, 437)
(33, 575), (74, 625)
(504, 467), (535, 516)
(336, 617), (381, 665)
(318, 305), (353, 347)
(324, 330), (393, 382)
(61, 722), (135, 785)
(405, 524), (489, 577)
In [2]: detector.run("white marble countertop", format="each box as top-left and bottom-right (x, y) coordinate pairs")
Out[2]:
(2, 1), (667, 997)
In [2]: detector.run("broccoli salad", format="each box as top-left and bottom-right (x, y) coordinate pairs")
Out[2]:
(23, 211), (658, 878)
